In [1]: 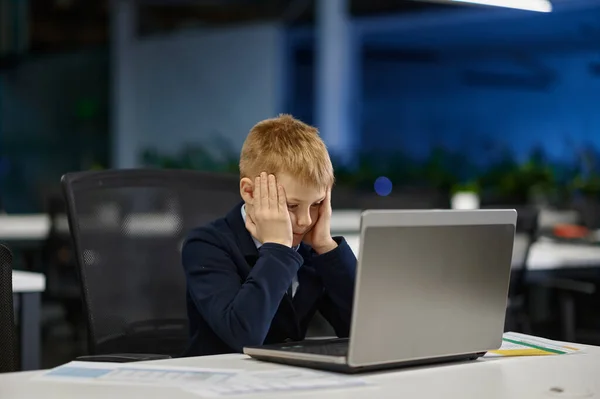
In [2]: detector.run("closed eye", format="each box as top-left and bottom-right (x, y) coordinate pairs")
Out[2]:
(311, 202), (323, 207)
(287, 204), (298, 210)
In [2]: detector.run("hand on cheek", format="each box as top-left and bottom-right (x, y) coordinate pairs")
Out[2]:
(302, 189), (337, 254)
(245, 173), (293, 247)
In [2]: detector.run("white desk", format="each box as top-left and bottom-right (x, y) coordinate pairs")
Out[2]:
(13, 270), (46, 293)
(527, 240), (600, 271)
(0, 215), (53, 241)
(12, 270), (46, 371)
(3, 212), (600, 272)
(0, 213), (175, 240)
(2, 347), (600, 398)
(343, 235), (600, 272)
(333, 210), (600, 272)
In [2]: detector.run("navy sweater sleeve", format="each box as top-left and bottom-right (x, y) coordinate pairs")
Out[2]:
(311, 236), (357, 338)
(182, 230), (303, 352)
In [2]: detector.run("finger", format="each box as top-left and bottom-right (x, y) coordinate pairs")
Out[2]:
(247, 203), (256, 220)
(260, 172), (269, 209)
(253, 176), (261, 210)
(277, 184), (287, 213)
(245, 215), (258, 237)
(246, 204), (258, 231)
(268, 174), (278, 210)
(323, 187), (332, 214)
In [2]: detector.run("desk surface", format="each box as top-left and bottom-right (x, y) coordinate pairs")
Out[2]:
(3, 212), (600, 271)
(344, 235), (600, 271)
(0, 215), (52, 241)
(2, 347), (600, 399)
(12, 270), (46, 293)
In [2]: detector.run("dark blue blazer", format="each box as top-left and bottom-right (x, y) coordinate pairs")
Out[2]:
(181, 202), (357, 357)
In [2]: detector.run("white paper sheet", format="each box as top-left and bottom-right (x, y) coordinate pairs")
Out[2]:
(36, 361), (239, 387)
(185, 369), (368, 397)
(484, 332), (584, 357)
(36, 361), (368, 397)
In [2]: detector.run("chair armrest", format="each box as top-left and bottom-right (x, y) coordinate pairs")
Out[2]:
(76, 353), (172, 363)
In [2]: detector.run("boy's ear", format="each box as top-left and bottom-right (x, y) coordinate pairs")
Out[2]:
(239, 177), (254, 203)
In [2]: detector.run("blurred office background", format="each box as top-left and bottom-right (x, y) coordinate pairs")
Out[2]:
(2, 0), (600, 369)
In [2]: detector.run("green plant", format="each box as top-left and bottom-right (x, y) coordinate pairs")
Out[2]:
(139, 137), (239, 174)
(451, 180), (480, 194)
(332, 150), (418, 190)
(478, 147), (555, 204)
(139, 138), (600, 207)
(572, 174), (600, 198)
(569, 147), (600, 199)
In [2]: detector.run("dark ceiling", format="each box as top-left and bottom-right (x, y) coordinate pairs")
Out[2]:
(27, 0), (454, 54)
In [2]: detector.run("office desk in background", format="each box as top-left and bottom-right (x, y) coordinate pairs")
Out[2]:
(0, 214), (63, 241)
(1, 344), (600, 399)
(344, 235), (600, 272)
(12, 270), (46, 371)
(2, 211), (600, 272)
(334, 210), (600, 272)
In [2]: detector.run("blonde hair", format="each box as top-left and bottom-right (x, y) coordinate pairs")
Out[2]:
(239, 114), (334, 190)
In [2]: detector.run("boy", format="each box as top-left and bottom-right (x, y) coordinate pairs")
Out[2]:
(181, 114), (357, 356)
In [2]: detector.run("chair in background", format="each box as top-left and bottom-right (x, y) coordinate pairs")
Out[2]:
(40, 196), (83, 344)
(484, 205), (597, 341)
(515, 206), (596, 343)
(548, 274), (596, 343)
(61, 169), (240, 361)
(0, 244), (17, 373)
(488, 206), (539, 334)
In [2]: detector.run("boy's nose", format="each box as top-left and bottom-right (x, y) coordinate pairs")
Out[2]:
(297, 214), (312, 227)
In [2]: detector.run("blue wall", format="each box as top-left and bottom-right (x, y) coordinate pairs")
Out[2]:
(289, 4), (600, 178)
(361, 50), (600, 164)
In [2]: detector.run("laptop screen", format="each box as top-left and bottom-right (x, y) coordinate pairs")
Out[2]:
(349, 222), (514, 367)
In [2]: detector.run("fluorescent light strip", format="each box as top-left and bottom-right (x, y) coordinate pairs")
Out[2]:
(451, 0), (552, 12)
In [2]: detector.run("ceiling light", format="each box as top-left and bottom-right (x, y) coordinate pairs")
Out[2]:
(450, 0), (552, 12)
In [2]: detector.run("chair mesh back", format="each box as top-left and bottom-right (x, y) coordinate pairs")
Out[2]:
(483, 205), (539, 297)
(61, 169), (240, 356)
(0, 244), (17, 373)
(482, 205), (539, 265)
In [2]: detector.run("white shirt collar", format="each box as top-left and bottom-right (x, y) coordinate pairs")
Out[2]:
(241, 205), (263, 248)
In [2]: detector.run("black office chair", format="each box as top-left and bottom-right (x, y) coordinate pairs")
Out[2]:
(0, 244), (17, 373)
(61, 169), (240, 362)
(41, 196), (83, 343)
(511, 206), (596, 342)
(485, 205), (596, 341)
(495, 206), (540, 334)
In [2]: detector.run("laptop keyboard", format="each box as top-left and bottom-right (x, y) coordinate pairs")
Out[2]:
(280, 339), (349, 357)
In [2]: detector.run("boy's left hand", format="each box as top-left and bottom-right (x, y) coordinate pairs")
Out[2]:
(303, 188), (338, 255)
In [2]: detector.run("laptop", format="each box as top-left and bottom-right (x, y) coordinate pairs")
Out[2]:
(243, 209), (517, 373)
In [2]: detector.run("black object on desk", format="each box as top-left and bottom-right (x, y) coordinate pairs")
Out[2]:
(76, 354), (171, 363)
(0, 244), (17, 373)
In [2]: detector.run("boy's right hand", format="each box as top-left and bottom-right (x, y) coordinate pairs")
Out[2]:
(246, 173), (293, 248)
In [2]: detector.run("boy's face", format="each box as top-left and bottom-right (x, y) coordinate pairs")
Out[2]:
(241, 172), (326, 247)
(276, 173), (326, 247)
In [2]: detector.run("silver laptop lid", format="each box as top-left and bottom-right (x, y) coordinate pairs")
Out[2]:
(348, 209), (517, 368)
